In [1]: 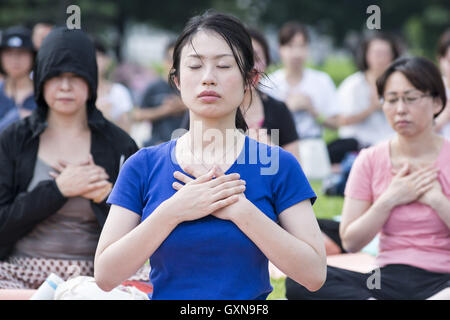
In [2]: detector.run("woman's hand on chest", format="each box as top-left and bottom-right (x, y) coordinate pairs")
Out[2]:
(170, 165), (250, 223)
(49, 154), (111, 199)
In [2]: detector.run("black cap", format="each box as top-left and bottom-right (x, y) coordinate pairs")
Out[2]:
(0, 26), (36, 75)
(0, 26), (35, 52)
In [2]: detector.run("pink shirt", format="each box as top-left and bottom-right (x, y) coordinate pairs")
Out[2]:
(345, 139), (450, 274)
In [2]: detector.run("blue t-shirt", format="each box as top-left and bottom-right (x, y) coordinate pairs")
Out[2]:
(107, 135), (316, 300)
(0, 81), (37, 133)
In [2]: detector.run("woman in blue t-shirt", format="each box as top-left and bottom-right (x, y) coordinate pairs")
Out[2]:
(94, 11), (326, 300)
(0, 26), (37, 133)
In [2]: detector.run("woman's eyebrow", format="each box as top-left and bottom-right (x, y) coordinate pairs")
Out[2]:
(186, 53), (234, 59)
(385, 89), (420, 95)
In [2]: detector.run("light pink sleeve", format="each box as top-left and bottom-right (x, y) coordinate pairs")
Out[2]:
(344, 148), (374, 202)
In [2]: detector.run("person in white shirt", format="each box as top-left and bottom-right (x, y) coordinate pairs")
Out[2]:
(262, 21), (339, 140)
(337, 32), (401, 148)
(435, 30), (450, 138)
(94, 40), (133, 133)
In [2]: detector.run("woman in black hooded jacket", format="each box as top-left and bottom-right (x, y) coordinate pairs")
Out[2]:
(0, 27), (139, 291)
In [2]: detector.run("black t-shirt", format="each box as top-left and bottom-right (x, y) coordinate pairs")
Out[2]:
(259, 92), (299, 146)
(180, 92), (299, 147)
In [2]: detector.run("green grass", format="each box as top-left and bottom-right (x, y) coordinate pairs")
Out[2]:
(309, 180), (344, 219)
(267, 180), (344, 300)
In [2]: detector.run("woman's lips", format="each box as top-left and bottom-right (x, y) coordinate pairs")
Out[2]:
(198, 95), (220, 103)
(198, 90), (221, 103)
(395, 120), (411, 127)
(57, 98), (74, 103)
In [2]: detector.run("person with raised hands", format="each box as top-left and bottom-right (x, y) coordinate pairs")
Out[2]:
(95, 10), (326, 300)
(49, 155), (112, 204)
(286, 57), (450, 300)
(0, 27), (138, 294)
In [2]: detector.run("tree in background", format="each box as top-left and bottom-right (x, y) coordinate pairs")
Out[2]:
(0, 0), (448, 60)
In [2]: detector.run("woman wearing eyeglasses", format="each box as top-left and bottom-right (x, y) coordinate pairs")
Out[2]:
(286, 56), (450, 300)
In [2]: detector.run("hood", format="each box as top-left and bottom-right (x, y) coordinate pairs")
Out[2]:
(33, 27), (98, 119)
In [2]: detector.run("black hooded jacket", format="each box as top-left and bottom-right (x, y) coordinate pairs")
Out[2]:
(0, 27), (139, 260)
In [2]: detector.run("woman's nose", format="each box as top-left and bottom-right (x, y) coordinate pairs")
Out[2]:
(60, 77), (71, 90)
(201, 67), (217, 86)
(395, 98), (408, 113)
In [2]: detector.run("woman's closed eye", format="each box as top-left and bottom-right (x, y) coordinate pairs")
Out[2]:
(188, 65), (230, 70)
(386, 94), (422, 104)
(386, 97), (399, 104)
(405, 96), (420, 103)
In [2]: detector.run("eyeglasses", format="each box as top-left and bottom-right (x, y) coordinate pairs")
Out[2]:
(380, 92), (431, 107)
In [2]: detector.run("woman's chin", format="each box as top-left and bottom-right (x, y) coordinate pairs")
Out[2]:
(190, 106), (233, 120)
(50, 103), (85, 115)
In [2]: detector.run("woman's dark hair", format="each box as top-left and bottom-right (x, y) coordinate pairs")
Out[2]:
(437, 29), (450, 58)
(376, 56), (447, 118)
(278, 21), (309, 46)
(247, 27), (271, 66)
(169, 10), (256, 132)
(357, 32), (401, 71)
(92, 38), (108, 55)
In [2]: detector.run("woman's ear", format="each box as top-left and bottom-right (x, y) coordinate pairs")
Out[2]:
(251, 69), (260, 87)
(172, 73), (181, 91)
(244, 69), (259, 92)
(432, 97), (445, 118)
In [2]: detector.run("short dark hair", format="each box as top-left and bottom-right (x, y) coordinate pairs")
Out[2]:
(437, 29), (450, 58)
(278, 21), (309, 46)
(169, 10), (256, 132)
(92, 37), (108, 55)
(376, 56), (447, 118)
(357, 32), (401, 71)
(246, 27), (271, 66)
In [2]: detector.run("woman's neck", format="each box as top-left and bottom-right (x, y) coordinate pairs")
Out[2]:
(365, 69), (381, 85)
(46, 110), (89, 136)
(285, 66), (304, 86)
(187, 111), (245, 161)
(241, 89), (264, 125)
(393, 129), (443, 159)
(241, 88), (261, 112)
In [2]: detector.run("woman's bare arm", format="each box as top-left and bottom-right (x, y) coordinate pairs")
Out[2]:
(231, 199), (327, 292)
(94, 203), (179, 291)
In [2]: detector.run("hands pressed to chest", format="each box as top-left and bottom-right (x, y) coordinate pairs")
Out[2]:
(167, 165), (251, 224)
(49, 154), (112, 203)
